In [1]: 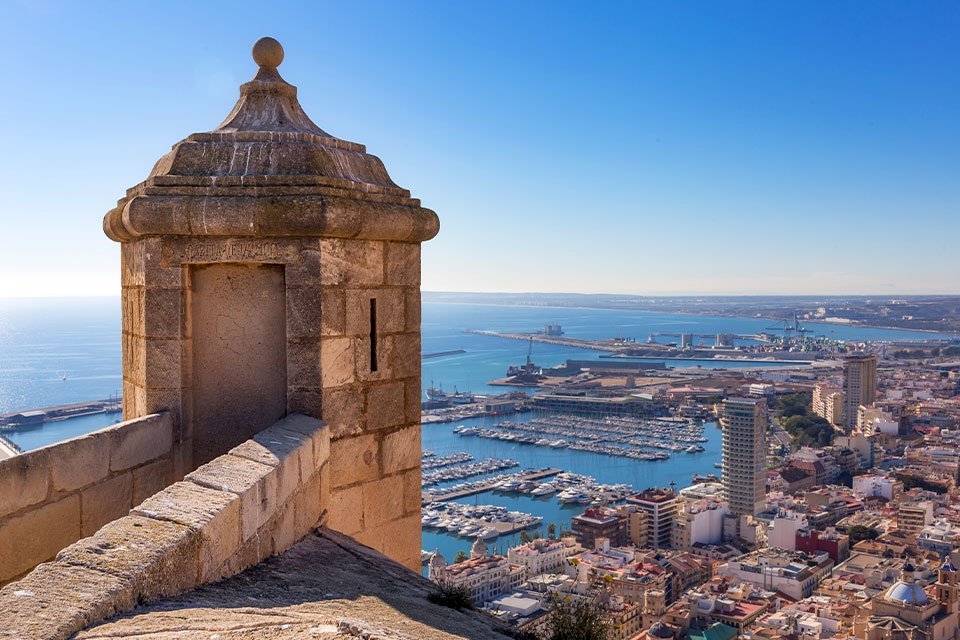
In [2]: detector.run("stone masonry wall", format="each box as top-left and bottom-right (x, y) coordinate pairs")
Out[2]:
(0, 413), (329, 640)
(0, 413), (175, 585)
(320, 238), (423, 571)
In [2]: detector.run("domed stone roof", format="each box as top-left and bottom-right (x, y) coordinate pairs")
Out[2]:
(103, 37), (438, 244)
(648, 621), (675, 639)
(942, 557), (958, 572)
(429, 550), (447, 570)
(883, 580), (928, 606)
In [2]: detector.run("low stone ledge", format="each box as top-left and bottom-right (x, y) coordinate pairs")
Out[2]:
(0, 413), (175, 586)
(0, 414), (329, 640)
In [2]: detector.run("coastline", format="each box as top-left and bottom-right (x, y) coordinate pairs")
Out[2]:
(424, 299), (960, 337)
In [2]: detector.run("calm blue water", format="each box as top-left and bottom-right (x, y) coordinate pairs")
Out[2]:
(1, 297), (955, 563)
(421, 414), (723, 562)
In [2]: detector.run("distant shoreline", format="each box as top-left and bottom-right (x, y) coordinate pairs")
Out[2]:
(422, 300), (958, 338)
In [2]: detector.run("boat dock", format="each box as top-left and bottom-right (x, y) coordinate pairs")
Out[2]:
(424, 467), (562, 502)
(0, 399), (121, 429)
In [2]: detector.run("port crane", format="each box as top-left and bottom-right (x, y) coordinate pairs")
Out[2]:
(764, 312), (809, 349)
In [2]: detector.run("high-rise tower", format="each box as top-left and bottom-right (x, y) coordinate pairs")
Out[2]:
(843, 353), (877, 430)
(721, 397), (766, 518)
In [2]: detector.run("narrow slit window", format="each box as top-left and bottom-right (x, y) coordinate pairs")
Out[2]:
(369, 298), (378, 372)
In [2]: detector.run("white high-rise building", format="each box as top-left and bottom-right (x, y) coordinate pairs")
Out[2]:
(721, 397), (767, 519)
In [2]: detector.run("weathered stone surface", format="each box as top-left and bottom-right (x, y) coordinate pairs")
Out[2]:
(329, 435), (378, 488)
(327, 484), (363, 536)
(75, 530), (506, 640)
(367, 381), (405, 432)
(56, 514), (201, 600)
(0, 448), (49, 515)
(385, 242), (421, 286)
(80, 472), (133, 536)
(401, 467), (422, 516)
(131, 481), (241, 580)
(320, 239), (385, 286)
(0, 496), (81, 581)
(381, 513), (422, 571)
(381, 425), (421, 476)
(49, 434), (110, 493)
(109, 413), (173, 472)
(361, 477), (404, 528)
(321, 386), (364, 439)
(132, 457), (174, 505)
(185, 454), (276, 542)
(0, 561), (136, 640)
(320, 336), (356, 387)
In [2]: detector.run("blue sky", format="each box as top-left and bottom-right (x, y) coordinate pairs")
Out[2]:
(0, 1), (957, 296)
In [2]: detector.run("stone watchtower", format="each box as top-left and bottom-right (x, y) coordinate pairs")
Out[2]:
(103, 38), (437, 569)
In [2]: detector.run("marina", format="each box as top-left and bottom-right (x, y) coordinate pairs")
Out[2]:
(422, 457), (520, 487)
(452, 414), (707, 461)
(424, 467), (563, 502)
(421, 502), (543, 540)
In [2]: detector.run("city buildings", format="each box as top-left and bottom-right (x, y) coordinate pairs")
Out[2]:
(627, 488), (679, 550)
(720, 398), (767, 521)
(844, 353), (878, 430)
(572, 507), (629, 548)
(428, 539), (526, 604)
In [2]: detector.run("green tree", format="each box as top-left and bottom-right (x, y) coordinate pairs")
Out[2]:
(547, 523), (557, 539)
(454, 550), (469, 564)
(846, 525), (879, 544)
(545, 596), (609, 640)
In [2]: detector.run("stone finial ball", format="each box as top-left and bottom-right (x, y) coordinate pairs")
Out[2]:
(252, 37), (284, 68)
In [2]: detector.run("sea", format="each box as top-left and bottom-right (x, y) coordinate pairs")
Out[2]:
(1, 297), (956, 565)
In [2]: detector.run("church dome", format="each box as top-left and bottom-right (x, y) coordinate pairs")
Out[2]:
(942, 557), (958, 572)
(470, 537), (488, 558)
(428, 550), (447, 571)
(884, 580), (928, 606)
(648, 621), (675, 639)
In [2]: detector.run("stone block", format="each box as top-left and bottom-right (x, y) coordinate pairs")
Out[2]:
(56, 514), (201, 601)
(0, 448), (49, 516)
(286, 337), (322, 389)
(321, 386), (364, 439)
(252, 425), (313, 493)
(0, 561), (136, 640)
(272, 413), (329, 466)
(49, 434), (111, 494)
(345, 288), (405, 337)
(132, 457), (174, 505)
(142, 288), (182, 339)
(320, 238), (384, 286)
(362, 476), (404, 528)
(0, 495), (81, 582)
(352, 523), (384, 552)
(327, 484), (363, 536)
(287, 387), (323, 419)
(385, 242), (420, 286)
(294, 471), (324, 534)
(367, 382), (405, 432)
(185, 454), (277, 542)
(286, 285), (323, 338)
(321, 287), (346, 336)
(110, 413), (173, 472)
(381, 425), (421, 476)
(402, 467), (423, 516)
(270, 500), (297, 554)
(404, 378), (423, 425)
(143, 338), (181, 389)
(320, 336), (356, 387)
(381, 513), (422, 570)
(329, 435), (378, 489)
(81, 472), (133, 536)
(389, 331), (421, 378)
(404, 287), (421, 332)
(130, 481), (240, 581)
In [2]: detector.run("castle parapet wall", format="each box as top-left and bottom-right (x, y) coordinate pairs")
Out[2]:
(0, 413), (176, 585)
(0, 413), (329, 640)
